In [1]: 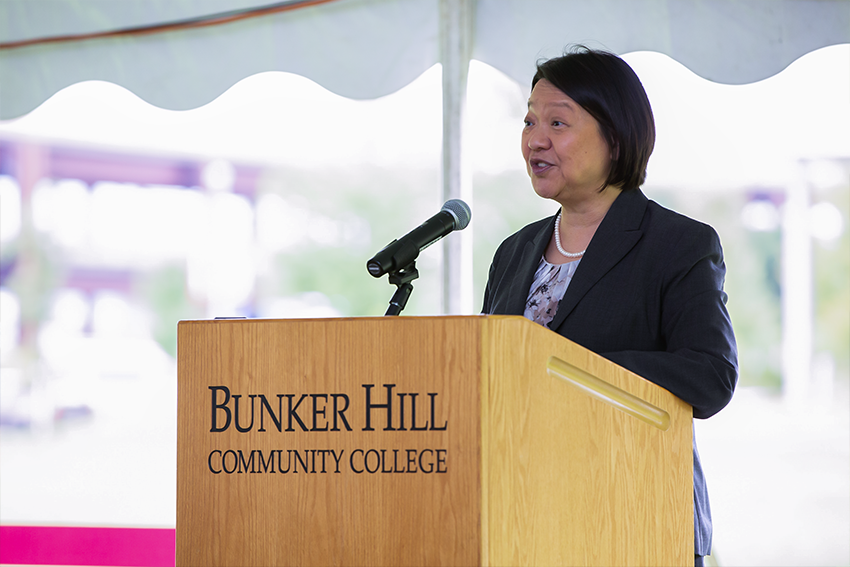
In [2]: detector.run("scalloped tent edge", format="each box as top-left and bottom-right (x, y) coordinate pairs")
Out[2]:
(1, 0), (848, 120)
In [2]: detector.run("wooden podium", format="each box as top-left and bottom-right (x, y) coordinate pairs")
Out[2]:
(177, 316), (693, 566)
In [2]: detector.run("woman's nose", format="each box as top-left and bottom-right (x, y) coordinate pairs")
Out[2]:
(526, 127), (550, 150)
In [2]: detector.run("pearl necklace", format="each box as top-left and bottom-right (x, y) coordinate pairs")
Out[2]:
(554, 212), (587, 258)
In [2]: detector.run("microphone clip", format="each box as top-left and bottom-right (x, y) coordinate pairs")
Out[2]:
(384, 261), (419, 316)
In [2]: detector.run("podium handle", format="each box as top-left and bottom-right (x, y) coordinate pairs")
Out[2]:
(547, 356), (671, 431)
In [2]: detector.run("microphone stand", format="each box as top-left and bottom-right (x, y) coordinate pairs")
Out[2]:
(384, 261), (419, 316)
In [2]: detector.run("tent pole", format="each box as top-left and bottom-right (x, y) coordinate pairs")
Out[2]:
(781, 160), (814, 407)
(439, 0), (475, 315)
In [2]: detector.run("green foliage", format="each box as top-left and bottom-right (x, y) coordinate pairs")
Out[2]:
(4, 218), (65, 329)
(136, 264), (203, 357)
(255, 165), (442, 318)
(813, 187), (850, 382)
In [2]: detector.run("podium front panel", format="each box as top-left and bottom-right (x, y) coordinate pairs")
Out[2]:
(177, 317), (483, 567)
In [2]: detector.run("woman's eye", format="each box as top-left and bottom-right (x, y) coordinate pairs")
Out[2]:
(552, 120), (564, 127)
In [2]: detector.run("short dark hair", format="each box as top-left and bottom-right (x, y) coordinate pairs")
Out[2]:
(532, 46), (655, 191)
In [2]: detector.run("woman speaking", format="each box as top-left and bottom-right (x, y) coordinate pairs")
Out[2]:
(481, 46), (738, 566)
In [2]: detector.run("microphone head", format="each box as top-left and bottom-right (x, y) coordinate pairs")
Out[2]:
(441, 199), (472, 230)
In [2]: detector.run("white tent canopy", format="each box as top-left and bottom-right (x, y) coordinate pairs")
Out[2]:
(1, 0), (848, 119)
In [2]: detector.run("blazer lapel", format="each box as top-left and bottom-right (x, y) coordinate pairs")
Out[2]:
(548, 190), (648, 331)
(505, 215), (556, 315)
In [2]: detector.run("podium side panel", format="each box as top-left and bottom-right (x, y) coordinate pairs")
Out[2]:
(484, 316), (692, 567)
(177, 317), (484, 567)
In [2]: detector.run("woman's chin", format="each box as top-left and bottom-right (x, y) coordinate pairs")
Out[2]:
(531, 183), (563, 202)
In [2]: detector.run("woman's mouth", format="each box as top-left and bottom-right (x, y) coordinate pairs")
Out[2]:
(530, 160), (553, 175)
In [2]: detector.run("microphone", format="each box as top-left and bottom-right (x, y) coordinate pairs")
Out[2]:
(367, 199), (471, 277)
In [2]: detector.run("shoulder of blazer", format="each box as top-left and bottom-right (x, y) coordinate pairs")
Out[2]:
(602, 187), (650, 231)
(642, 198), (724, 259)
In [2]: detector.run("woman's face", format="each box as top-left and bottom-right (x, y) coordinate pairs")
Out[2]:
(521, 80), (613, 205)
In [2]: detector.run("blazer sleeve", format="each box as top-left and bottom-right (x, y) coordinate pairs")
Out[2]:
(601, 224), (738, 419)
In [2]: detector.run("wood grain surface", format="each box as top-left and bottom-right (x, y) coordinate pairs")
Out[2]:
(177, 316), (692, 566)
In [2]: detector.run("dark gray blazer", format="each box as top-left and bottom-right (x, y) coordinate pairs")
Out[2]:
(482, 188), (738, 555)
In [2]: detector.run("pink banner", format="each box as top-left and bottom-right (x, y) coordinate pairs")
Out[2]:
(0, 526), (175, 566)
